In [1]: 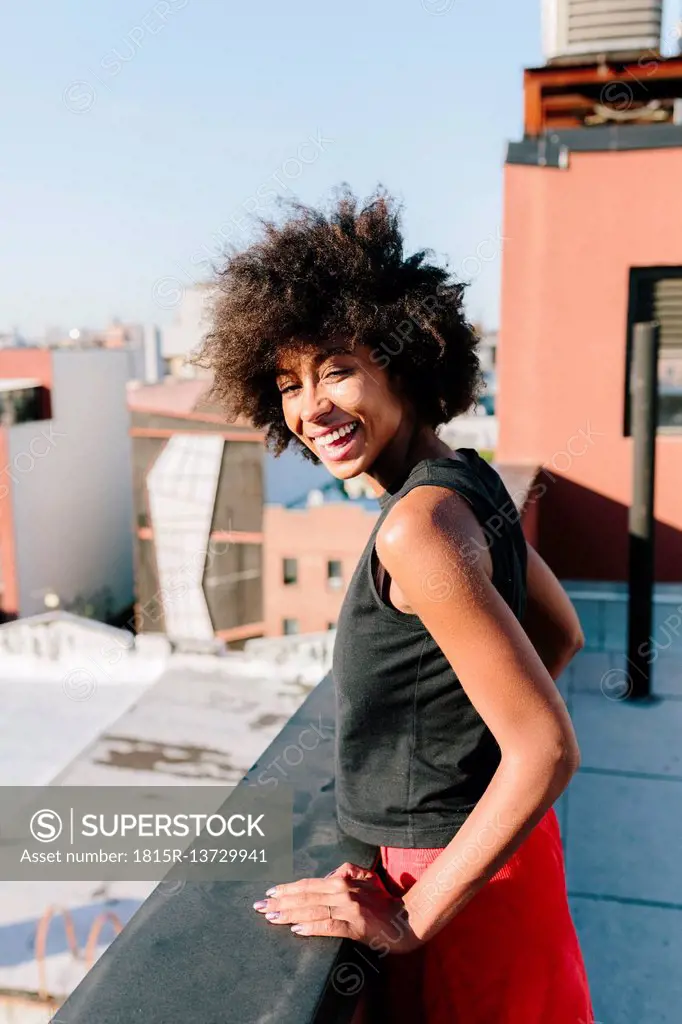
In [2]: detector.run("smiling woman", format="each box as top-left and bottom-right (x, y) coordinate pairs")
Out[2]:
(192, 186), (481, 470)
(273, 338), (420, 484)
(193, 188), (593, 1023)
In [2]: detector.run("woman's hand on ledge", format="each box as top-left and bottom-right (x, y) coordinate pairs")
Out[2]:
(252, 861), (423, 955)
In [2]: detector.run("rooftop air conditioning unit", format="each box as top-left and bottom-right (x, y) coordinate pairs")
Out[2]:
(542, 0), (663, 64)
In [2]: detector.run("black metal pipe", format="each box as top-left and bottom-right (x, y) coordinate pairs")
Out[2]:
(627, 322), (659, 700)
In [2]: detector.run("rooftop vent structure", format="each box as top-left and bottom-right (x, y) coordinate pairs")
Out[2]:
(542, 0), (664, 64)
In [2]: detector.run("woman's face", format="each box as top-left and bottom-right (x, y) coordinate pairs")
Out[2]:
(275, 339), (411, 480)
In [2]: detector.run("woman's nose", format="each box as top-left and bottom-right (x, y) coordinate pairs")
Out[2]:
(300, 380), (333, 422)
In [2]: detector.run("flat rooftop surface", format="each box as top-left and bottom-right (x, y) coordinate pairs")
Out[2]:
(554, 582), (681, 1022)
(0, 643), (316, 1008)
(0, 680), (150, 788)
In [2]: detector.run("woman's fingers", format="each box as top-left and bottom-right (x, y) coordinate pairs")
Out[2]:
(266, 875), (350, 898)
(268, 864), (375, 899)
(291, 918), (354, 938)
(291, 918), (352, 938)
(260, 903), (347, 926)
(254, 867), (379, 935)
(255, 891), (347, 914)
(254, 876), (368, 929)
(326, 861), (377, 882)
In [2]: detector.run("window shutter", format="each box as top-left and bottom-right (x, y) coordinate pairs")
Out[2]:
(653, 278), (682, 354)
(626, 270), (682, 433)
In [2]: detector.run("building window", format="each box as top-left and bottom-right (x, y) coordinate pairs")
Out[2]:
(625, 268), (682, 434)
(327, 559), (343, 589)
(0, 385), (50, 427)
(282, 558), (298, 585)
(282, 618), (299, 635)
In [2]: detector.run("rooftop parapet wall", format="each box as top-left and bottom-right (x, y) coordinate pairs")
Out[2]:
(52, 673), (378, 1024)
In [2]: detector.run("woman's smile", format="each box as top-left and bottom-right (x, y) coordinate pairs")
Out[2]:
(309, 419), (363, 462)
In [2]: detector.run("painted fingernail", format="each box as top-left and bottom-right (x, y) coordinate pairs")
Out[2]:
(265, 911), (280, 921)
(291, 925), (304, 934)
(253, 901), (268, 911)
(265, 887), (277, 897)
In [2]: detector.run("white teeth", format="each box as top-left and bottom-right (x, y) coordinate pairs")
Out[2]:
(316, 421), (358, 448)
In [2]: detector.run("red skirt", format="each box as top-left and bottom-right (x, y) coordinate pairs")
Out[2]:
(373, 807), (594, 1023)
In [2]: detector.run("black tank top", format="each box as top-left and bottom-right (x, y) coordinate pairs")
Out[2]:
(332, 449), (528, 848)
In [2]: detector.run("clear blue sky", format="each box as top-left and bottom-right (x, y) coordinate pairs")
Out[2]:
(1, 0), (679, 337)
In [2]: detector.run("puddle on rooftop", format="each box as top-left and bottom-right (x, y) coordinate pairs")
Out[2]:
(95, 736), (242, 781)
(250, 712), (290, 729)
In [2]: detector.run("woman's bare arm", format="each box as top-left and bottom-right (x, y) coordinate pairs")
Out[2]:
(522, 541), (585, 679)
(374, 486), (581, 945)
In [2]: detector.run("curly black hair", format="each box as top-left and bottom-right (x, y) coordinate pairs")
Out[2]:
(193, 186), (483, 463)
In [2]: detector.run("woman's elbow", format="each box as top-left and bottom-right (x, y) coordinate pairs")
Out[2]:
(572, 627), (586, 654)
(551, 736), (581, 786)
(505, 734), (581, 785)
(531, 733), (581, 789)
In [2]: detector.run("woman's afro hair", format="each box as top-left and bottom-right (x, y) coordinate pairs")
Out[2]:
(192, 186), (483, 462)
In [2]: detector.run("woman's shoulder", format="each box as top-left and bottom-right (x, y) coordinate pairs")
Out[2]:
(376, 455), (495, 568)
(392, 448), (501, 511)
(376, 448), (522, 570)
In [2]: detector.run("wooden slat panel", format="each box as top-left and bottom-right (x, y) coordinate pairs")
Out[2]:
(654, 278), (682, 350)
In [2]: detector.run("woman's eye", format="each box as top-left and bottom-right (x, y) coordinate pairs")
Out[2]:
(279, 383), (299, 395)
(326, 368), (350, 379)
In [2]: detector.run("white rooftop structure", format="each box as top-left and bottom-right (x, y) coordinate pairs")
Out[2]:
(0, 613), (330, 1017)
(0, 378), (41, 392)
(542, 0), (664, 63)
(437, 411), (499, 453)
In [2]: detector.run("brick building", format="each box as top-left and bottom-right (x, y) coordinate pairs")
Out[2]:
(264, 483), (379, 636)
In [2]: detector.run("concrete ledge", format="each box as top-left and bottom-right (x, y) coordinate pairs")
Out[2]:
(53, 674), (378, 1024)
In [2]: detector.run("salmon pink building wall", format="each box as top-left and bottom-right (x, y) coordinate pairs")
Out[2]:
(497, 148), (682, 580)
(0, 348), (53, 389)
(264, 503), (379, 635)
